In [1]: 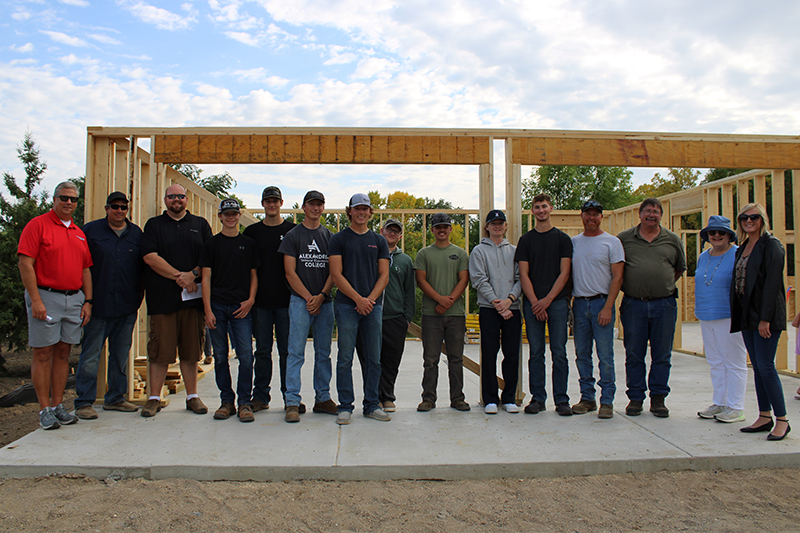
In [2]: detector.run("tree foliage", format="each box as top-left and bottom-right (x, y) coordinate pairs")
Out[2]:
(170, 164), (246, 208)
(632, 167), (699, 200)
(0, 132), (50, 358)
(523, 166), (634, 210)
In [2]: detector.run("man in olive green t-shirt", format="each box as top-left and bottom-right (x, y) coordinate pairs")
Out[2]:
(414, 213), (470, 412)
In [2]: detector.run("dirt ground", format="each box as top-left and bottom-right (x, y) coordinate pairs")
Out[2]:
(2, 350), (800, 532)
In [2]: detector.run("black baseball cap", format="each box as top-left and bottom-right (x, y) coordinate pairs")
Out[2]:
(261, 186), (282, 201)
(106, 192), (128, 204)
(383, 218), (402, 231)
(303, 190), (325, 204)
(431, 213), (452, 227)
(485, 209), (506, 223)
(581, 199), (603, 213)
(218, 198), (240, 213)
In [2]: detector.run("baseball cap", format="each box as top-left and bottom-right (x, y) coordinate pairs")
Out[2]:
(106, 192), (128, 204)
(348, 193), (371, 208)
(218, 198), (240, 213)
(485, 209), (506, 223)
(581, 199), (603, 213)
(383, 218), (402, 231)
(431, 213), (452, 227)
(261, 186), (282, 201)
(303, 190), (325, 204)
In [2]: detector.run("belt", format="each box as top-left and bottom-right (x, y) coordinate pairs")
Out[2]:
(626, 294), (671, 302)
(38, 286), (80, 296)
(578, 294), (607, 301)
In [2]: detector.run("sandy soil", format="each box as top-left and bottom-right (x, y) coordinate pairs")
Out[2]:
(2, 350), (800, 532)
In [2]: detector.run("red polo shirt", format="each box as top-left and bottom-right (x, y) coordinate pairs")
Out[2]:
(18, 210), (92, 291)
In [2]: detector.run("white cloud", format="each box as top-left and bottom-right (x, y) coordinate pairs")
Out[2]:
(10, 43), (35, 53)
(88, 34), (122, 46)
(59, 0), (90, 6)
(40, 31), (90, 48)
(117, 0), (197, 31)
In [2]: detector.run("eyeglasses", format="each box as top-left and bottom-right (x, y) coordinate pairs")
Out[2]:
(106, 204), (129, 211)
(707, 230), (728, 236)
(738, 213), (761, 222)
(58, 195), (79, 203)
(383, 227), (402, 235)
(641, 209), (662, 216)
(166, 194), (187, 200)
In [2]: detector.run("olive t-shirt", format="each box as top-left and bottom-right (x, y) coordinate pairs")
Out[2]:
(414, 243), (469, 316)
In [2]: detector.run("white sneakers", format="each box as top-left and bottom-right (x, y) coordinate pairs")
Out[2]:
(697, 404), (725, 419)
(484, 403), (520, 414)
(502, 403), (520, 413)
(715, 407), (745, 423)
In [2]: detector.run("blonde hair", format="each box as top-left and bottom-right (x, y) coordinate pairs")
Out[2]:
(736, 203), (770, 242)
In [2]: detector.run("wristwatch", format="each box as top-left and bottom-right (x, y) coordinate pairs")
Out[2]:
(191, 268), (200, 277)
(84, 299), (93, 305)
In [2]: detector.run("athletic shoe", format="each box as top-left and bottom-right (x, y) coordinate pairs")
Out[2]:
(697, 404), (725, 419)
(336, 410), (352, 425)
(715, 408), (745, 423)
(53, 404), (78, 425)
(365, 408), (391, 421)
(75, 405), (98, 420)
(502, 403), (520, 413)
(484, 403), (498, 414)
(39, 408), (61, 430)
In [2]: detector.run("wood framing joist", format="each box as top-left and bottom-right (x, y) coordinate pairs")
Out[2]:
(510, 133), (800, 168)
(152, 134), (491, 165)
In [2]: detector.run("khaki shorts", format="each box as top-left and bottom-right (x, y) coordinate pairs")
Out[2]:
(147, 308), (204, 365)
(26, 289), (84, 348)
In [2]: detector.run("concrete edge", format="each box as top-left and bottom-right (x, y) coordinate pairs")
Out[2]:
(3, 453), (799, 482)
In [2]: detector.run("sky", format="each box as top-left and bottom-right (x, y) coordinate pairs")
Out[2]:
(2, 0), (800, 211)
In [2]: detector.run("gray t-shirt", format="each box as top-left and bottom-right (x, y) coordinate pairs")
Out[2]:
(571, 232), (625, 297)
(277, 223), (333, 300)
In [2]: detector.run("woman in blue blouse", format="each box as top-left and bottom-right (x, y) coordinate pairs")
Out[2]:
(695, 216), (747, 423)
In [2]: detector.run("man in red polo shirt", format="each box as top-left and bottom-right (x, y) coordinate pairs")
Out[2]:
(18, 181), (93, 430)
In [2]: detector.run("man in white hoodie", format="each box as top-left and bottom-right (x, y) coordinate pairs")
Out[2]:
(469, 210), (523, 414)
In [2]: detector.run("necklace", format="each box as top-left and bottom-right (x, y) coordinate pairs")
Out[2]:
(704, 252), (726, 286)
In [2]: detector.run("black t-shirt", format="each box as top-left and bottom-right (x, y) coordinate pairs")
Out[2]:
(199, 232), (260, 305)
(514, 227), (573, 301)
(141, 211), (213, 315)
(242, 219), (295, 309)
(328, 227), (390, 307)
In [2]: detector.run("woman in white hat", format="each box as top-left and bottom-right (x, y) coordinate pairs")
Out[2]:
(694, 216), (747, 423)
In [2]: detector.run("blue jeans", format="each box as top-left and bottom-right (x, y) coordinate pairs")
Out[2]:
(523, 298), (570, 405)
(572, 297), (616, 405)
(252, 305), (290, 405)
(741, 329), (785, 417)
(620, 296), (677, 401)
(209, 302), (254, 406)
(75, 313), (137, 407)
(335, 301), (382, 414)
(285, 295), (334, 406)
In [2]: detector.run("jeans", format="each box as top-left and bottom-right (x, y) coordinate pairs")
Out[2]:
(285, 295), (334, 406)
(479, 307), (521, 405)
(572, 297), (616, 405)
(620, 296), (677, 401)
(335, 301), (382, 414)
(252, 305), (290, 405)
(356, 316), (408, 403)
(742, 329), (785, 417)
(208, 302), (254, 406)
(523, 298), (570, 405)
(421, 315), (466, 404)
(75, 313), (137, 407)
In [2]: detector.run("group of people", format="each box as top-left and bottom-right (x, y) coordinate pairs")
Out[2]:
(17, 182), (794, 441)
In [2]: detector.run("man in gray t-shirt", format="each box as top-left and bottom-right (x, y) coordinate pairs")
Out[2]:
(277, 191), (337, 422)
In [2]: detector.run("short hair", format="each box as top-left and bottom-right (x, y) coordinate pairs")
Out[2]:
(736, 203), (770, 242)
(54, 181), (78, 197)
(164, 184), (186, 196)
(532, 193), (552, 206)
(639, 197), (663, 214)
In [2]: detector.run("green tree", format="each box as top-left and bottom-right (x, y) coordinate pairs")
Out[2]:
(703, 168), (751, 183)
(522, 166), (634, 210)
(0, 132), (50, 362)
(170, 164), (246, 208)
(632, 167), (699, 200)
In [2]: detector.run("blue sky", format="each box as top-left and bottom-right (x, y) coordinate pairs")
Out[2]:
(2, 0), (800, 210)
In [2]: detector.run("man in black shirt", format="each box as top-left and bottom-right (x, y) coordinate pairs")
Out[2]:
(243, 186), (296, 412)
(141, 184), (213, 418)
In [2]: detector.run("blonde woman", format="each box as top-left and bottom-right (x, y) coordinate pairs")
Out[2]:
(731, 203), (789, 441)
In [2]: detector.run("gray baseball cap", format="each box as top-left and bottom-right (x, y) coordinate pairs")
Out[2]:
(383, 218), (402, 231)
(431, 213), (452, 227)
(349, 193), (371, 208)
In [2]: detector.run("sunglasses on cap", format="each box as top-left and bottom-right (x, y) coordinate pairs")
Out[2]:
(57, 195), (79, 203)
(738, 213), (761, 222)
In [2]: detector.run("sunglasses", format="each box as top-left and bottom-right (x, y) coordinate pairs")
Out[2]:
(166, 194), (187, 200)
(706, 230), (728, 237)
(58, 195), (79, 203)
(106, 204), (129, 211)
(738, 213), (761, 222)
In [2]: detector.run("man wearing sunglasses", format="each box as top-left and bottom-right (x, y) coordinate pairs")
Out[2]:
(18, 181), (93, 429)
(141, 184), (213, 418)
(73, 192), (144, 420)
(617, 197), (686, 418)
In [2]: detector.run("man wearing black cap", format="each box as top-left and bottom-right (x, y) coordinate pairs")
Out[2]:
(570, 200), (625, 419)
(414, 212), (470, 412)
(243, 186), (296, 413)
(74, 192), (144, 420)
(278, 190), (337, 422)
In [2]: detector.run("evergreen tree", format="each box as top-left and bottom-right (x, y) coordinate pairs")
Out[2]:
(0, 132), (50, 363)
